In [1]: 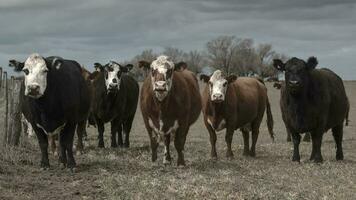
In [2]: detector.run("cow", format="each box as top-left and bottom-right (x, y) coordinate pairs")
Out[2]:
(8, 54), (90, 171)
(200, 70), (274, 159)
(89, 61), (139, 148)
(273, 56), (349, 162)
(140, 55), (201, 166)
(273, 81), (311, 142)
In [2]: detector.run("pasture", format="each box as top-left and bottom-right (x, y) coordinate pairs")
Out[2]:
(1, 82), (355, 200)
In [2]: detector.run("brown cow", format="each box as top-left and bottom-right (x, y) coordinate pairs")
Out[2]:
(200, 70), (274, 159)
(140, 55), (201, 166)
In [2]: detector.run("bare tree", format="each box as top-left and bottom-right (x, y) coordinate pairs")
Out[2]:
(162, 47), (185, 63)
(206, 36), (238, 75)
(184, 50), (206, 73)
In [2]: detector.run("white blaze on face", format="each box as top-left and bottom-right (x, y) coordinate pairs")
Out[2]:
(150, 55), (174, 101)
(23, 53), (48, 98)
(105, 62), (121, 92)
(209, 70), (228, 102)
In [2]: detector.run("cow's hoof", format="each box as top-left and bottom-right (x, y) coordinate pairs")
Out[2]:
(243, 150), (250, 156)
(163, 159), (171, 165)
(292, 156), (300, 162)
(68, 167), (77, 173)
(59, 163), (66, 169)
(211, 155), (218, 161)
(249, 151), (256, 157)
(314, 157), (323, 163)
(123, 143), (130, 148)
(40, 166), (50, 171)
(98, 142), (105, 148)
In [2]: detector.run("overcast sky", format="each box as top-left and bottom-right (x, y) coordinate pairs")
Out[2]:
(1, 0), (355, 79)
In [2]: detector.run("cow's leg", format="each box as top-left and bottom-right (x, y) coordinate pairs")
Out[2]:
(225, 127), (234, 159)
(311, 131), (323, 163)
(97, 119), (105, 148)
(150, 134), (158, 162)
(76, 120), (86, 155)
(34, 128), (50, 169)
(163, 135), (171, 165)
(48, 135), (57, 156)
(61, 123), (77, 171)
(241, 129), (250, 156)
(332, 124), (344, 161)
(290, 129), (301, 162)
(117, 123), (123, 147)
(110, 119), (119, 148)
(174, 127), (188, 166)
(123, 116), (134, 148)
(303, 133), (311, 142)
(205, 121), (217, 159)
(250, 128), (260, 157)
(286, 129), (292, 142)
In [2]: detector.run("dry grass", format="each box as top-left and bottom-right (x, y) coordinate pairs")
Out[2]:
(0, 82), (355, 200)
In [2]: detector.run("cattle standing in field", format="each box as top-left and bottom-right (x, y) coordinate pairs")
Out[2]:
(9, 54), (90, 171)
(200, 70), (274, 159)
(140, 55), (201, 166)
(273, 57), (349, 162)
(89, 61), (139, 148)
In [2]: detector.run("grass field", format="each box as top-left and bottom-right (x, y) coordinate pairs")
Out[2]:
(0, 82), (355, 200)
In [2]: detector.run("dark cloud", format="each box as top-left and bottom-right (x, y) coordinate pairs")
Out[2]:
(0, 0), (355, 79)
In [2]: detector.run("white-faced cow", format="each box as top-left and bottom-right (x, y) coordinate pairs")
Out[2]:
(89, 61), (139, 148)
(140, 55), (201, 166)
(273, 57), (349, 162)
(9, 54), (90, 171)
(200, 70), (274, 159)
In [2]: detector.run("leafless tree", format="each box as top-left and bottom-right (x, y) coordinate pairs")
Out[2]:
(206, 35), (239, 75)
(162, 47), (186, 63)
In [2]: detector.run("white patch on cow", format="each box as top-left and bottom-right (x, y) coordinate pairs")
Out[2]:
(150, 55), (174, 101)
(23, 53), (48, 98)
(105, 61), (121, 92)
(207, 117), (226, 133)
(163, 146), (170, 164)
(21, 114), (35, 137)
(148, 118), (179, 143)
(209, 70), (228, 102)
(36, 123), (66, 136)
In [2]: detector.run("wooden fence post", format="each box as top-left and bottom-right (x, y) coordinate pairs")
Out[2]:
(3, 72), (8, 145)
(9, 78), (24, 146)
(6, 77), (14, 144)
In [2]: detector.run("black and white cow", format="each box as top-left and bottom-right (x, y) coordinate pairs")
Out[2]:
(89, 61), (139, 148)
(9, 53), (90, 171)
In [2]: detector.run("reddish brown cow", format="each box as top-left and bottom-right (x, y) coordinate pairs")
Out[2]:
(140, 55), (201, 166)
(200, 70), (274, 159)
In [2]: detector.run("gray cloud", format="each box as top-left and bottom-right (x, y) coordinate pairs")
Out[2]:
(0, 0), (355, 79)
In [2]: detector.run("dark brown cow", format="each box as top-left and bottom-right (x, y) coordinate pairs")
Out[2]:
(200, 70), (274, 159)
(273, 56), (349, 162)
(140, 55), (201, 166)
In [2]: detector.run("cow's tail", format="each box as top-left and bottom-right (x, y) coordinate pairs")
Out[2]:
(266, 97), (275, 142)
(256, 77), (275, 142)
(345, 97), (350, 126)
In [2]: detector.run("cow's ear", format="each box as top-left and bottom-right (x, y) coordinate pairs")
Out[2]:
(51, 57), (63, 70)
(174, 62), (187, 72)
(273, 59), (285, 71)
(94, 63), (104, 72)
(227, 75), (237, 83)
(9, 60), (24, 71)
(138, 60), (151, 70)
(121, 64), (133, 73)
(306, 56), (318, 70)
(200, 74), (210, 83)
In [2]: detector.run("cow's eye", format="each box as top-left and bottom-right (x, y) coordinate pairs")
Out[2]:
(223, 82), (227, 87)
(23, 69), (29, 75)
(208, 81), (213, 86)
(167, 69), (173, 77)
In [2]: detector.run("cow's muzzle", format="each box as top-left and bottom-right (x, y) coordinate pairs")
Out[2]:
(27, 84), (41, 98)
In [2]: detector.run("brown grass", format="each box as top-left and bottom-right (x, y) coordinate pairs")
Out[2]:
(0, 82), (355, 200)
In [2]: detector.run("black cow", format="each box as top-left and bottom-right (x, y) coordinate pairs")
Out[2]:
(89, 61), (139, 148)
(273, 57), (349, 163)
(9, 54), (90, 171)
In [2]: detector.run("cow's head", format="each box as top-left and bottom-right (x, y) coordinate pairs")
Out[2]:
(150, 55), (186, 101)
(200, 70), (237, 103)
(9, 53), (62, 99)
(94, 61), (133, 93)
(273, 56), (318, 94)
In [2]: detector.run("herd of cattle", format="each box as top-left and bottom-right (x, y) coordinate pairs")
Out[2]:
(7, 54), (350, 172)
